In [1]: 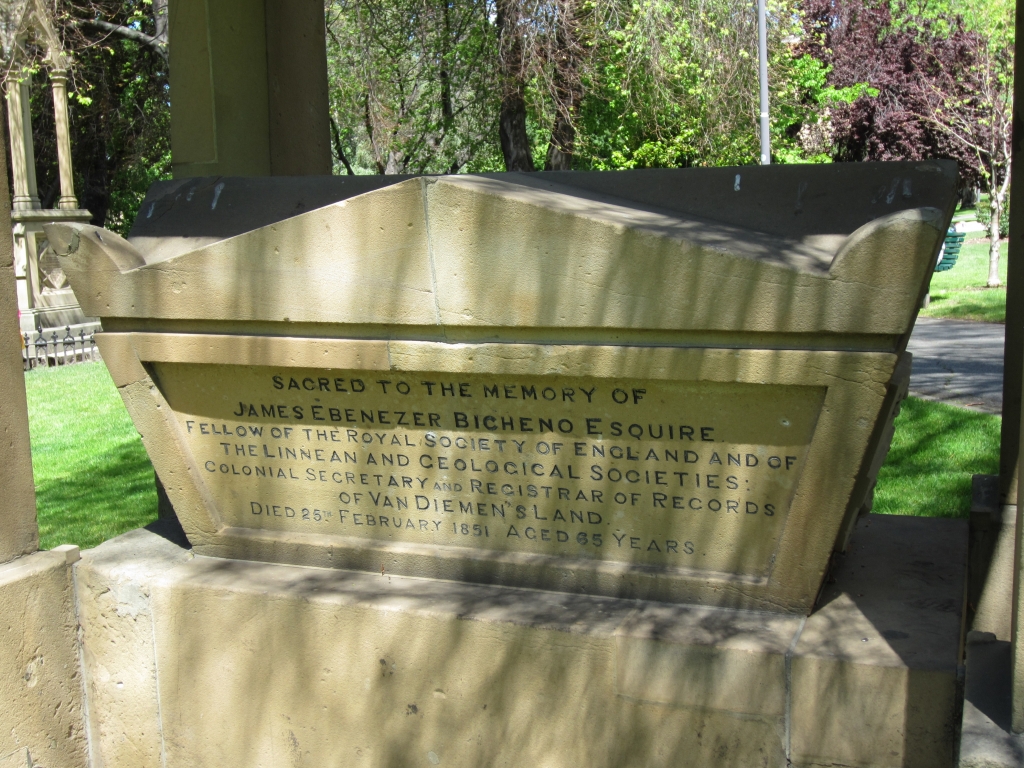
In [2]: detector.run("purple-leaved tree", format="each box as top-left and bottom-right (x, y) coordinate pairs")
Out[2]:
(802, 0), (1013, 286)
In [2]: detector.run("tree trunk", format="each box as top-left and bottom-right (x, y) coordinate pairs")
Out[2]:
(499, 93), (534, 171)
(440, 0), (454, 126)
(545, 121), (573, 170)
(329, 116), (355, 175)
(989, 191), (1003, 287)
(544, 72), (577, 170)
(363, 93), (387, 175)
(152, 0), (168, 46)
(544, 0), (583, 171)
(495, 0), (535, 172)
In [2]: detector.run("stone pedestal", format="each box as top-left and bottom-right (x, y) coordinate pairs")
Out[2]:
(959, 633), (1024, 768)
(968, 474), (1016, 641)
(12, 207), (95, 334)
(0, 547), (87, 768)
(75, 513), (965, 768)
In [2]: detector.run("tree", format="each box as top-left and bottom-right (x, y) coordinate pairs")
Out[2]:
(914, 31), (1012, 286)
(0, 0), (170, 234)
(57, 0), (169, 232)
(497, 0), (590, 170)
(323, 0), (828, 173)
(540, 0), (585, 169)
(573, 0), (812, 169)
(494, 0), (535, 170)
(326, 0), (601, 174)
(326, 0), (500, 174)
(77, 0), (166, 66)
(801, 0), (1014, 285)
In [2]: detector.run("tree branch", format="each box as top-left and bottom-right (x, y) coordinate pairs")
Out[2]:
(330, 116), (356, 175)
(79, 19), (167, 65)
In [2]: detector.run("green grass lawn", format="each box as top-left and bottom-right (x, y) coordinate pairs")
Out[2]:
(25, 361), (157, 550)
(873, 396), (1000, 518)
(23, 363), (997, 549)
(920, 233), (1007, 323)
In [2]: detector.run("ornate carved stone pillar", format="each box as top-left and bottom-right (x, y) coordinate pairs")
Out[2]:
(0, 115), (39, 561)
(49, 70), (78, 210)
(5, 78), (40, 211)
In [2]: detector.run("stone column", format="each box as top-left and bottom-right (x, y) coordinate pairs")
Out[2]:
(5, 78), (40, 211)
(169, 0), (330, 177)
(1001, 0), (1024, 507)
(1015, 401), (1024, 732)
(0, 116), (39, 564)
(1007, 0), (1024, 734)
(49, 70), (78, 210)
(264, 0), (331, 175)
(6, 78), (41, 332)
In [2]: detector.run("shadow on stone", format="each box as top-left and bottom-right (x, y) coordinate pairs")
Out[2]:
(959, 635), (1024, 767)
(148, 475), (191, 550)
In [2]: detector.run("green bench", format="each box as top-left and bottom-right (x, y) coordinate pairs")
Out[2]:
(923, 228), (966, 307)
(935, 228), (965, 272)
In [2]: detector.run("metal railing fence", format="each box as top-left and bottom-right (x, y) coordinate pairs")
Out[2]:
(22, 326), (99, 370)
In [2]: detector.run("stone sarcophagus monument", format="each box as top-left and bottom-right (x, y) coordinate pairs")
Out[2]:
(49, 163), (954, 615)
(43, 164), (972, 768)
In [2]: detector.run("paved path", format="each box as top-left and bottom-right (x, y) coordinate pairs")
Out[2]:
(907, 317), (1005, 413)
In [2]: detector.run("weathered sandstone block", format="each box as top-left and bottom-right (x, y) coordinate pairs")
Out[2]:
(50, 163), (957, 612)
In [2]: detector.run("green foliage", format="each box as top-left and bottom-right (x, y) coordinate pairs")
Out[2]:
(26, 362), (157, 550)
(26, 0), (171, 235)
(897, 0), (1014, 51)
(104, 147), (171, 236)
(42, 0), (1012, 191)
(821, 82), (880, 104)
(575, 0), (773, 168)
(325, 0), (501, 174)
(874, 397), (1000, 519)
(93, 38), (171, 234)
(324, 0), (856, 171)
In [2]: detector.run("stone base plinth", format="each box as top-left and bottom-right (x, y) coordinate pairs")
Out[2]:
(0, 547), (87, 768)
(76, 514), (966, 768)
(968, 474), (1016, 640)
(958, 632), (1024, 768)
